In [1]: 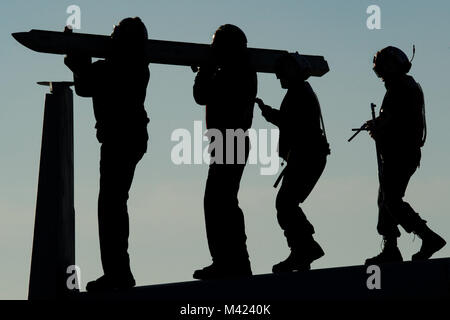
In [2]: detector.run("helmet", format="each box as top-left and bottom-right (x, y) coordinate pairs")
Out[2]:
(212, 24), (247, 49)
(373, 46), (411, 78)
(111, 17), (148, 43)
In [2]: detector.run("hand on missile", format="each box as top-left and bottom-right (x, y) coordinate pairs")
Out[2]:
(191, 65), (199, 73)
(194, 49), (218, 74)
(63, 26), (92, 73)
(193, 61), (217, 82)
(64, 53), (91, 74)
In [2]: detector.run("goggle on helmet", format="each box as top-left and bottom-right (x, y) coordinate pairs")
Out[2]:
(373, 46), (414, 78)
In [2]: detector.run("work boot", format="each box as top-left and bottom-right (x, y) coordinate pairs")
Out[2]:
(86, 274), (136, 293)
(412, 225), (446, 261)
(365, 240), (403, 265)
(272, 240), (324, 273)
(193, 261), (252, 280)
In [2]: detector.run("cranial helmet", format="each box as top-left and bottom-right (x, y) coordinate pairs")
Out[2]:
(212, 24), (247, 49)
(111, 17), (148, 43)
(373, 46), (412, 78)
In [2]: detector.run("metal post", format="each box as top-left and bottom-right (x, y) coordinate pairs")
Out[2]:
(28, 81), (76, 300)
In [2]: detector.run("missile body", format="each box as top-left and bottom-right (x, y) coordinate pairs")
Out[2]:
(13, 29), (329, 76)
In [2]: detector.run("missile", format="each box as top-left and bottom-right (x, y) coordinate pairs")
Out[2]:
(12, 29), (329, 76)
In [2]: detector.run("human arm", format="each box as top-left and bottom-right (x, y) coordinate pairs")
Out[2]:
(63, 27), (97, 97)
(255, 98), (281, 127)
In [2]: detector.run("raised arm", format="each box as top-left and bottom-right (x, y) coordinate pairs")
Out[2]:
(64, 53), (96, 97)
(193, 65), (216, 106)
(255, 98), (281, 127)
(62, 27), (97, 97)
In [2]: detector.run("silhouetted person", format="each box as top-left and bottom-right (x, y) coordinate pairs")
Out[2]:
(365, 46), (446, 265)
(64, 17), (150, 291)
(192, 24), (257, 279)
(255, 53), (330, 273)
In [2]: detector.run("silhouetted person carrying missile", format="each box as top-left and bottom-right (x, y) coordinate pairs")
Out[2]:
(192, 24), (257, 280)
(64, 17), (150, 291)
(365, 46), (446, 265)
(255, 53), (330, 273)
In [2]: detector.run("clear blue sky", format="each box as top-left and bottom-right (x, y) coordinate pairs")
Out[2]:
(0, 0), (449, 299)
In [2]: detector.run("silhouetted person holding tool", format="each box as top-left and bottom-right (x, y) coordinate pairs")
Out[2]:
(63, 17), (150, 291)
(255, 53), (330, 273)
(362, 46), (446, 265)
(192, 24), (257, 279)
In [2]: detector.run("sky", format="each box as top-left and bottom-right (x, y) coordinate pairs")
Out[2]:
(0, 0), (449, 299)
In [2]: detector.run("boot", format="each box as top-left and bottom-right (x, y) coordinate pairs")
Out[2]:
(412, 224), (446, 261)
(193, 261), (252, 280)
(272, 239), (324, 273)
(365, 239), (403, 265)
(86, 274), (135, 293)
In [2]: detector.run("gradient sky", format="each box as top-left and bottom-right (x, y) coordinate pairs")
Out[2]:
(0, 0), (449, 299)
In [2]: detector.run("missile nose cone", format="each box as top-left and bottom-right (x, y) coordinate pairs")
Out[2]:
(12, 32), (28, 46)
(12, 32), (23, 41)
(12, 31), (38, 51)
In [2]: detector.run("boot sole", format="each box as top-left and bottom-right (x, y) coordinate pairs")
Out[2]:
(272, 264), (311, 274)
(272, 251), (324, 274)
(364, 257), (403, 266)
(193, 270), (253, 280)
(412, 238), (446, 261)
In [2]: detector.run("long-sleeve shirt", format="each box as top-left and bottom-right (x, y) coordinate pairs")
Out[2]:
(65, 56), (150, 145)
(261, 81), (328, 161)
(193, 62), (257, 132)
(376, 74), (425, 157)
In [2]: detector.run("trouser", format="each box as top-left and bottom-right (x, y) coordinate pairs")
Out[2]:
(377, 150), (425, 238)
(275, 151), (327, 249)
(98, 142), (144, 279)
(203, 136), (250, 266)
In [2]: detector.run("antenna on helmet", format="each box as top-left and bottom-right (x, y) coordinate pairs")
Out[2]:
(410, 44), (416, 63)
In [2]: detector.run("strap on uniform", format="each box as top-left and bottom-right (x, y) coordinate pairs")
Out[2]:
(417, 83), (427, 147)
(311, 88), (329, 148)
(273, 166), (287, 188)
